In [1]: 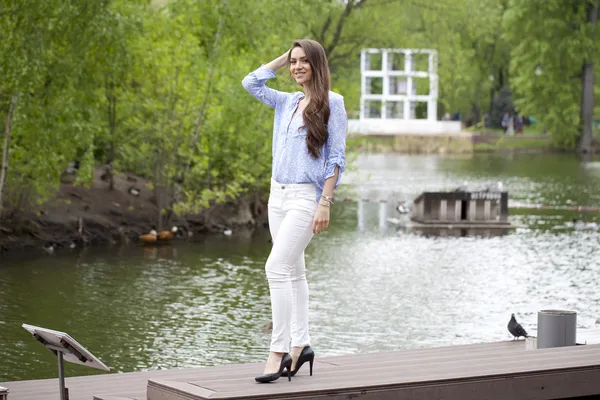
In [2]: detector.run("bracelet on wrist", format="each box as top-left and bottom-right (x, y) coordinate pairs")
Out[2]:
(320, 195), (334, 205)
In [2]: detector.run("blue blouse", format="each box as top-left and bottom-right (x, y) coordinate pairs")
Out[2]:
(242, 66), (347, 201)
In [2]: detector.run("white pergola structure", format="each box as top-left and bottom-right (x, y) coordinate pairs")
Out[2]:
(360, 48), (438, 121)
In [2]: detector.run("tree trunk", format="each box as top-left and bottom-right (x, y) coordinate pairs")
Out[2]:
(320, 0), (367, 63)
(109, 94), (116, 190)
(0, 95), (18, 219)
(578, 3), (598, 154)
(105, 77), (117, 190)
(154, 150), (164, 232)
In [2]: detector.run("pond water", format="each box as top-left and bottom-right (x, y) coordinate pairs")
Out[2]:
(1, 152), (600, 382)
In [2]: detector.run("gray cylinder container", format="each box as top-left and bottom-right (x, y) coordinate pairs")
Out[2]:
(537, 309), (577, 349)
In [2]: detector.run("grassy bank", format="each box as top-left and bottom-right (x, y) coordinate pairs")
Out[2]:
(346, 134), (474, 154)
(346, 132), (556, 154)
(472, 135), (553, 152)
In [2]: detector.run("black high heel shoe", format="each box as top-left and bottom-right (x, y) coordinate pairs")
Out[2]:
(290, 346), (315, 377)
(255, 353), (292, 383)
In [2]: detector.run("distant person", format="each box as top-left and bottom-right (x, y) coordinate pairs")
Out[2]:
(507, 114), (515, 135)
(515, 114), (524, 134)
(242, 40), (347, 383)
(501, 112), (510, 134)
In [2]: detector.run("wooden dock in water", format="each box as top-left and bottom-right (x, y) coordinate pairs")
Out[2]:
(2, 340), (600, 400)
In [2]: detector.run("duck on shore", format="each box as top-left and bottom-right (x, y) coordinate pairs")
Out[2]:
(139, 229), (158, 243)
(396, 200), (411, 214)
(158, 226), (178, 240)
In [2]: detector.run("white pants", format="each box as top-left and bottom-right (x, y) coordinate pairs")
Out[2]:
(266, 179), (317, 353)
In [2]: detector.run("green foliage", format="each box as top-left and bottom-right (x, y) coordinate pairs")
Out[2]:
(1, 0), (119, 205)
(503, 0), (600, 148)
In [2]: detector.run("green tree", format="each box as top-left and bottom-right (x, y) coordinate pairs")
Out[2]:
(0, 0), (116, 217)
(504, 0), (600, 150)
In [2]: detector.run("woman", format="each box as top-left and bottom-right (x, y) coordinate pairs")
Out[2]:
(242, 39), (347, 383)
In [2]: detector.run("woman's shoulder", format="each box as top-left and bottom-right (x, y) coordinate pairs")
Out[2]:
(329, 90), (344, 107)
(328, 91), (345, 110)
(328, 91), (344, 102)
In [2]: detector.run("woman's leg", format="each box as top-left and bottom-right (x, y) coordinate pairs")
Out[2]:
(260, 199), (288, 375)
(291, 251), (310, 348)
(265, 204), (290, 356)
(265, 208), (315, 353)
(290, 251), (310, 371)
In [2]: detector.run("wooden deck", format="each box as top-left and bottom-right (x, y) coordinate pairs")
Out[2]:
(2, 340), (600, 400)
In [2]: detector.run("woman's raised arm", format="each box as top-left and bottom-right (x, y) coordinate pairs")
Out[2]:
(241, 52), (289, 109)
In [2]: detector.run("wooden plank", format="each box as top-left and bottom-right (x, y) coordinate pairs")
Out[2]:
(147, 345), (600, 400)
(147, 381), (216, 400)
(3, 341), (600, 400)
(181, 357), (600, 396)
(320, 342), (595, 369)
(93, 397), (140, 400)
(440, 199), (447, 220)
(454, 200), (461, 221)
(277, 369), (600, 400)
(148, 367), (600, 400)
(468, 200), (475, 221)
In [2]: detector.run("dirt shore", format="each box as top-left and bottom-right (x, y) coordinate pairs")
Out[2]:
(0, 167), (269, 256)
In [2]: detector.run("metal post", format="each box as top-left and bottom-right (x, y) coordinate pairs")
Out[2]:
(58, 351), (66, 400)
(537, 309), (577, 349)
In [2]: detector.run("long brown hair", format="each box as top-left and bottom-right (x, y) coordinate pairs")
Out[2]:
(288, 40), (330, 158)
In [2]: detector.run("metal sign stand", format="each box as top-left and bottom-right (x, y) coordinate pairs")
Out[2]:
(22, 324), (111, 400)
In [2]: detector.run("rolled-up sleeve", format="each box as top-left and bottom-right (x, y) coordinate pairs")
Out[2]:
(241, 66), (286, 109)
(324, 95), (347, 188)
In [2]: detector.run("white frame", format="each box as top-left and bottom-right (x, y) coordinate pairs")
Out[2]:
(360, 48), (438, 121)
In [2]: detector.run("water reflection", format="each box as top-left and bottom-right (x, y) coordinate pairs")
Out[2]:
(1, 153), (600, 382)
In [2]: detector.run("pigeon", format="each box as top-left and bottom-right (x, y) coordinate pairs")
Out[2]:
(507, 313), (529, 340)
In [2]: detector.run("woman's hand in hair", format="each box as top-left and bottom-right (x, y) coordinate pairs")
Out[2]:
(263, 51), (290, 72)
